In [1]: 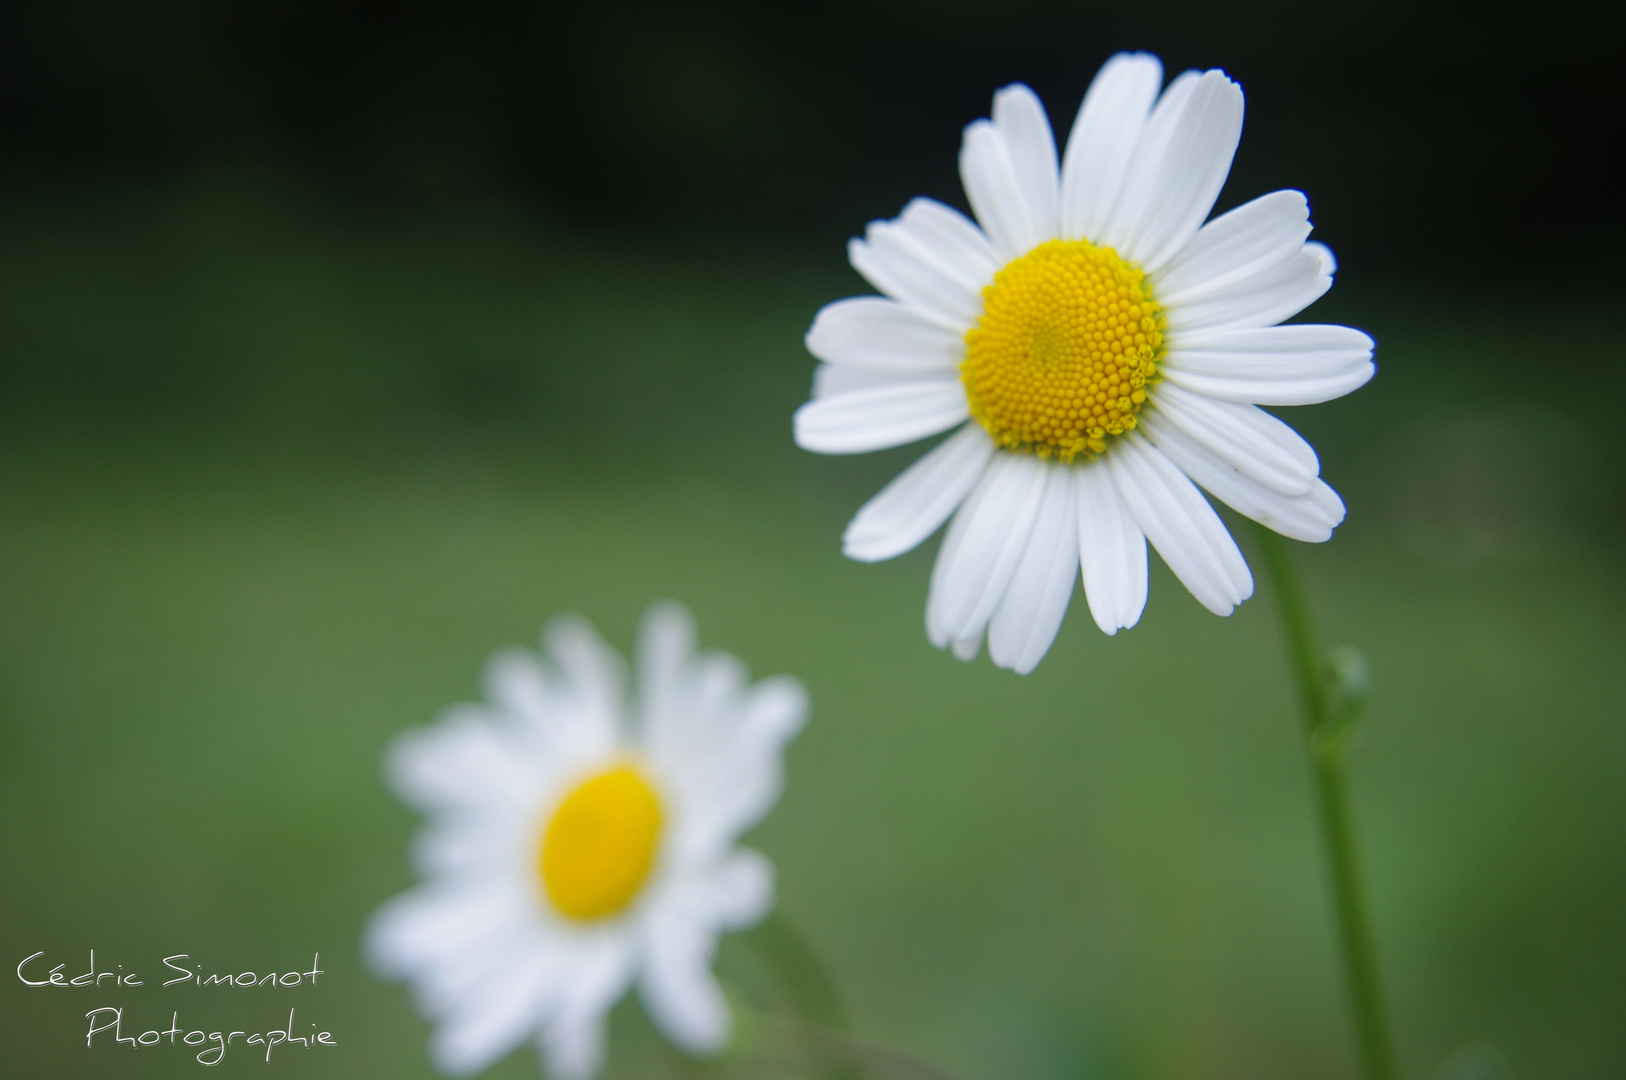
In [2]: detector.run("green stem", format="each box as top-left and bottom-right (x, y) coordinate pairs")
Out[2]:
(1255, 525), (1398, 1080)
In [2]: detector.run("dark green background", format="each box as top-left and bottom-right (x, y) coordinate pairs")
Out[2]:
(2, 2), (1623, 1078)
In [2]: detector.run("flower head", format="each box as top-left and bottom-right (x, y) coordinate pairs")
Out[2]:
(367, 603), (808, 1079)
(794, 52), (1373, 673)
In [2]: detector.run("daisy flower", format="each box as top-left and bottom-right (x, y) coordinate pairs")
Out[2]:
(367, 603), (808, 1079)
(793, 52), (1374, 673)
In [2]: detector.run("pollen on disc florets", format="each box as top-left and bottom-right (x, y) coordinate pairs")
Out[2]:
(961, 238), (1164, 462)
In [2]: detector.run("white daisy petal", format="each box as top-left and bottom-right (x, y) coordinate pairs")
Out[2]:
(926, 451), (1049, 649)
(1074, 460), (1148, 635)
(1108, 433), (1253, 616)
(738, 676), (810, 752)
(959, 84), (1060, 260)
(991, 84), (1061, 247)
(367, 881), (528, 983)
(1153, 190), (1311, 305)
(645, 655), (737, 778)
(635, 601), (695, 746)
(793, 380), (970, 454)
(811, 362), (959, 399)
(1148, 384), (1319, 496)
(410, 939), (525, 1021)
(952, 626), (985, 662)
(1105, 70), (1243, 274)
(893, 196), (1003, 289)
(539, 1016), (605, 1080)
(651, 846), (775, 927)
(542, 938), (635, 1080)
(852, 200), (1001, 310)
(806, 295), (967, 375)
(482, 649), (551, 727)
(793, 375), (969, 452)
(670, 678), (808, 860)
(849, 211), (987, 330)
(1060, 51), (1164, 243)
(988, 462), (1078, 674)
(1145, 412), (1346, 542)
(412, 816), (522, 877)
(1305, 479), (1347, 524)
(1161, 324), (1375, 405)
(644, 628), (805, 853)
(384, 711), (538, 813)
(641, 911), (732, 1054)
(431, 948), (558, 1077)
(483, 649), (611, 768)
(842, 423), (997, 562)
(959, 122), (1027, 261)
(695, 848), (775, 928)
(544, 617), (626, 755)
(1164, 243), (1333, 333)
(1307, 240), (1336, 273)
(1093, 69), (1200, 253)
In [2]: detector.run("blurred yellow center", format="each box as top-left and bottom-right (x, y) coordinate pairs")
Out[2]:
(540, 765), (663, 922)
(962, 239), (1164, 462)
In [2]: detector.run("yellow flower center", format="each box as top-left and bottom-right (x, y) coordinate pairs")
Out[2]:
(539, 765), (663, 922)
(961, 238), (1164, 462)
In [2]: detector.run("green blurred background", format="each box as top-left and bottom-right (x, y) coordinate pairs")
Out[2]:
(2, 1), (1623, 1078)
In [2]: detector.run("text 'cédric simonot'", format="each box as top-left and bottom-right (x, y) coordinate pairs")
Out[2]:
(17, 950), (324, 988)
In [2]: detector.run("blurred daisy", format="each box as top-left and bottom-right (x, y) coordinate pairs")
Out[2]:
(794, 52), (1373, 673)
(368, 603), (807, 1079)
